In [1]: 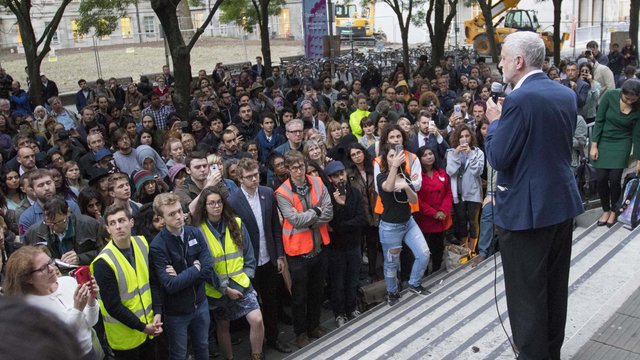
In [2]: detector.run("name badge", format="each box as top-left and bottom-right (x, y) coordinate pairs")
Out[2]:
(188, 239), (198, 247)
(439, 176), (445, 182)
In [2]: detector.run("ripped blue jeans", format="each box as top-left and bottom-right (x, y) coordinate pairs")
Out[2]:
(379, 218), (430, 293)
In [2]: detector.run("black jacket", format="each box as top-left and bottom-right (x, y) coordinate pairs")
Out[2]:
(328, 184), (367, 249)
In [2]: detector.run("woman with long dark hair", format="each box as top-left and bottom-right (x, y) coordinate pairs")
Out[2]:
(377, 143), (430, 306)
(345, 142), (379, 280)
(415, 146), (452, 273)
(78, 187), (106, 220)
(1, 170), (24, 211)
(192, 187), (264, 360)
(446, 124), (485, 252)
(591, 79), (640, 227)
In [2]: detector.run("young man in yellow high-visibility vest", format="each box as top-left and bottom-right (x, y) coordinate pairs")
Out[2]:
(91, 204), (162, 359)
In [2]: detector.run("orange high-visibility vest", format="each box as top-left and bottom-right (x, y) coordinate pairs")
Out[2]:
(373, 150), (420, 214)
(275, 175), (330, 256)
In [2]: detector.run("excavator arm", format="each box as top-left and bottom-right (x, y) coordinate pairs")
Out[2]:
(469, 0), (521, 28)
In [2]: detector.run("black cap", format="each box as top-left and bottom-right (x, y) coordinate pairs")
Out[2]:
(337, 93), (349, 101)
(55, 130), (70, 141)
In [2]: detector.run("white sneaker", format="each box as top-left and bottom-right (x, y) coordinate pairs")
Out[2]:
(336, 314), (348, 328)
(349, 310), (361, 320)
(362, 254), (369, 265)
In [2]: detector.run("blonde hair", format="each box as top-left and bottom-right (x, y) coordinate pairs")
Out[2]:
(325, 120), (342, 149)
(153, 193), (181, 217)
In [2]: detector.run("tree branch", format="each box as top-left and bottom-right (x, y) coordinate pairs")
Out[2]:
(35, 0), (72, 51)
(251, 0), (262, 29)
(186, 0), (224, 51)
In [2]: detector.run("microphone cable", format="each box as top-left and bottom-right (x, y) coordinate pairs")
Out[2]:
(488, 166), (519, 358)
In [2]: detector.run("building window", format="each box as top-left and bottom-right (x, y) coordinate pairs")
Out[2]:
(44, 22), (60, 44)
(144, 16), (155, 35)
(219, 24), (228, 36)
(121, 17), (132, 38)
(71, 20), (84, 42)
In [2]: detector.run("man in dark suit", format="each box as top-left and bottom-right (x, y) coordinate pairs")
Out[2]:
(485, 31), (584, 360)
(251, 56), (265, 81)
(228, 158), (292, 354)
(407, 113), (449, 164)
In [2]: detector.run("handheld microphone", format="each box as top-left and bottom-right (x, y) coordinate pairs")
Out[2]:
(491, 82), (503, 103)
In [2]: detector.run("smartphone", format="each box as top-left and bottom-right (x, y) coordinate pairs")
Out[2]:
(394, 144), (404, 154)
(72, 266), (91, 285)
(338, 182), (346, 196)
(454, 104), (462, 117)
(210, 164), (219, 174)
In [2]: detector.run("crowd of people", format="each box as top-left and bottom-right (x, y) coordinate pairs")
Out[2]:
(0, 37), (638, 360)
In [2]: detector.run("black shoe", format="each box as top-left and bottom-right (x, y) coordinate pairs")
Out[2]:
(607, 219), (617, 228)
(386, 292), (400, 306)
(407, 284), (431, 295)
(268, 339), (293, 353)
(307, 326), (328, 339)
(279, 311), (293, 325)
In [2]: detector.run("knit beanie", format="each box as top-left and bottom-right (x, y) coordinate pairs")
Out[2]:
(132, 170), (156, 193)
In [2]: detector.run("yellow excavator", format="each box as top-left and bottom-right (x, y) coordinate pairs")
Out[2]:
(334, 0), (386, 46)
(464, 0), (569, 56)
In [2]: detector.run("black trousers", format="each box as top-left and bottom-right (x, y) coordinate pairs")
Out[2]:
(424, 232), (445, 273)
(112, 338), (157, 360)
(287, 251), (327, 335)
(498, 218), (573, 360)
(596, 168), (623, 212)
(253, 261), (283, 344)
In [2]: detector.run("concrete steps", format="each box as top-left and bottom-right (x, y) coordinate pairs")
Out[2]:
(285, 214), (640, 359)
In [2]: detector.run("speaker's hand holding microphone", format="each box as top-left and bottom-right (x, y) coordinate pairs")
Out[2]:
(487, 82), (503, 123)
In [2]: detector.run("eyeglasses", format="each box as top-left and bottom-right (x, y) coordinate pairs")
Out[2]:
(289, 165), (305, 173)
(31, 257), (55, 274)
(242, 173), (259, 180)
(44, 217), (67, 227)
(206, 201), (223, 208)
(287, 130), (303, 135)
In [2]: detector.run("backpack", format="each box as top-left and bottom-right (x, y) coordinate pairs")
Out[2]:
(617, 175), (640, 229)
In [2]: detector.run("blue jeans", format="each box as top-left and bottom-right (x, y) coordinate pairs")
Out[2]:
(379, 218), (430, 293)
(165, 301), (210, 360)
(478, 201), (495, 258)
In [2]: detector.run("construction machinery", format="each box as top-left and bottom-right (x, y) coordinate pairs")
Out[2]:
(464, 0), (569, 56)
(333, 0), (386, 47)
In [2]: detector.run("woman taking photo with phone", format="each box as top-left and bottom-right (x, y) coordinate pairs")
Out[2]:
(4, 246), (100, 360)
(446, 124), (485, 253)
(377, 143), (430, 306)
(591, 79), (640, 227)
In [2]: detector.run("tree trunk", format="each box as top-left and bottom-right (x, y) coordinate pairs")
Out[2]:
(553, 0), (562, 64)
(400, 24), (410, 73)
(631, 0), (640, 50)
(152, 0), (192, 122)
(8, 0), (71, 106)
(428, 0), (457, 69)
(258, 0), (273, 78)
(478, 0), (499, 62)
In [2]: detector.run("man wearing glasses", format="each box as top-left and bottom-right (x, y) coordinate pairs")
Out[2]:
(275, 150), (333, 348)
(19, 169), (81, 240)
(24, 196), (100, 272)
(229, 158), (292, 354)
(275, 119), (305, 155)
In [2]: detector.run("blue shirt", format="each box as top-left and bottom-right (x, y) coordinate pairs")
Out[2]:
(19, 200), (81, 240)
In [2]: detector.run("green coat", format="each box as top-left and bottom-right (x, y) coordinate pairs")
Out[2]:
(591, 89), (640, 169)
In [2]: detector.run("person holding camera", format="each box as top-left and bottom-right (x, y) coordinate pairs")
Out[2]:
(445, 124), (485, 252)
(325, 161), (367, 327)
(328, 93), (351, 123)
(377, 142), (431, 306)
(561, 62), (588, 111)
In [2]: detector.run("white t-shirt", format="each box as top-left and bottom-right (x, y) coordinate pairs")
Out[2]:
(25, 276), (100, 355)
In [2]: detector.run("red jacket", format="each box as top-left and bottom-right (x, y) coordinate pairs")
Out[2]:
(415, 169), (453, 233)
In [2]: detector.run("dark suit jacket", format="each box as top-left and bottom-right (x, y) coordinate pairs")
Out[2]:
(407, 133), (449, 163)
(485, 72), (583, 231)
(228, 186), (284, 266)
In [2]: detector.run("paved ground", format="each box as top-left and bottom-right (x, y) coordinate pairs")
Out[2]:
(217, 209), (640, 359)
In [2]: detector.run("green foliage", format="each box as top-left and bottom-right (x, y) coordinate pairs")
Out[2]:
(77, 0), (136, 36)
(219, 0), (286, 32)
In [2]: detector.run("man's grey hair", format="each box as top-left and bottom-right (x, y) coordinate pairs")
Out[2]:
(504, 31), (545, 69)
(286, 119), (304, 131)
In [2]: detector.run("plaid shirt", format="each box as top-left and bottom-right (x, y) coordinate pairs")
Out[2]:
(142, 104), (175, 130)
